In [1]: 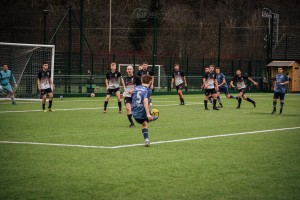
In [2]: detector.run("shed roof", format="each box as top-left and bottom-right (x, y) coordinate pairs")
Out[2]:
(267, 61), (299, 67)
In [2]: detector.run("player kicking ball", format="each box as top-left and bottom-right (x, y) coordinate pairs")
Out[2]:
(131, 74), (157, 147)
(0, 64), (17, 105)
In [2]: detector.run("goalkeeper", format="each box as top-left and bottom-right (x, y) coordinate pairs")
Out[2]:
(0, 64), (17, 105)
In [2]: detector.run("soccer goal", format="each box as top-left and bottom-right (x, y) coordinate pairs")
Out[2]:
(118, 64), (167, 88)
(0, 42), (55, 99)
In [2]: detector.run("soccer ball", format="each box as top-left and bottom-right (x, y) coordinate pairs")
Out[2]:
(90, 93), (95, 97)
(151, 109), (159, 117)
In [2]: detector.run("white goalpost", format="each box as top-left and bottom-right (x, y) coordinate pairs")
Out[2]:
(0, 42), (55, 100)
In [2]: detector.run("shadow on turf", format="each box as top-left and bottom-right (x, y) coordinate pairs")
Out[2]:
(250, 112), (300, 117)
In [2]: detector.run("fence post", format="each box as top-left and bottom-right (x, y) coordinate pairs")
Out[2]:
(102, 58), (105, 75)
(133, 54), (136, 72)
(217, 22), (222, 67)
(79, 0), (84, 93)
(231, 59), (234, 75)
(186, 56), (189, 91)
(168, 56), (172, 92)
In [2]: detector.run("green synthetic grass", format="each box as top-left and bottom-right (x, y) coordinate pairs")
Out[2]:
(0, 93), (300, 199)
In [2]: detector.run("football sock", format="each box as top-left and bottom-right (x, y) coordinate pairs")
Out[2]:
(273, 102), (277, 110)
(245, 97), (254, 103)
(229, 95), (236, 99)
(142, 128), (149, 140)
(42, 103), (46, 110)
(104, 101), (108, 110)
(208, 96), (213, 103)
(204, 100), (208, 109)
(213, 99), (217, 108)
(238, 98), (242, 107)
(280, 102), (284, 109)
(217, 96), (222, 104)
(48, 100), (52, 109)
(127, 114), (134, 125)
(180, 97), (184, 104)
(118, 101), (122, 111)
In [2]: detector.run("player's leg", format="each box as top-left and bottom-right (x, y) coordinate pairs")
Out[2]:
(204, 90), (210, 110)
(279, 93), (285, 114)
(216, 90), (222, 107)
(125, 98), (134, 127)
(243, 92), (256, 108)
(236, 90), (243, 109)
(177, 85), (185, 105)
(104, 90), (111, 113)
(41, 90), (47, 112)
(142, 121), (150, 147)
(47, 91), (54, 111)
(212, 90), (219, 110)
(115, 89), (122, 113)
(272, 92), (278, 114)
(4, 84), (16, 105)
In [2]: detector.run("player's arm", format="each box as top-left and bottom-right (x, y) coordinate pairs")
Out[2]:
(151, 76), (154, 89)
(183, 76), (187, 86)
(219, 78), (226, 87)
(203, 77), (207, 89)
(280, 76), (289, 85)
(120, 77), (125, 90)
(230, 80), (235, 88)
(171, 77), (174, 88)
(105, 73), (109, 90)
(10, 72), (17, 87)
(248, 77), (258, 86)
(273, 80), (276, 91)
(105, 79), (109, 90)
(214, 79), (219, 91)
(144, 97), (152, 121)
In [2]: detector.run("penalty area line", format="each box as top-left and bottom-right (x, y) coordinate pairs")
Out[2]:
(0, 127), (299, 149)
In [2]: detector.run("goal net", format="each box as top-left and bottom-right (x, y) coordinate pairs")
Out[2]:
(118, 64), (167, 88)
(0, 42), (55, 99)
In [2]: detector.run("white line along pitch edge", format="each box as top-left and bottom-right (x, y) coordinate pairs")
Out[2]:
(0, 127), (299, 149)
(0, 102), (203, 114)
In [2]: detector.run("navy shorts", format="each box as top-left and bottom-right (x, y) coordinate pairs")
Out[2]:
(205, 88), (217, 96)
(273, 92), (285, 100)
(106, 88), (120, 95)
(134, 118), (148, 124)
(218, 87), (229, 95)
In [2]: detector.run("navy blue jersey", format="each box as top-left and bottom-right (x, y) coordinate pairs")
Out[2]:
(131, 85), (152, 119)
(137, 69), (154, 78)
(216, 73), (228, 88)
(274, 73), (288, 93)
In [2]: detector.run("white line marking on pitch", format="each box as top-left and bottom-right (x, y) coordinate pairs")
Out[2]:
(0, 103), (203, 114)
(0, 127), (299, 149)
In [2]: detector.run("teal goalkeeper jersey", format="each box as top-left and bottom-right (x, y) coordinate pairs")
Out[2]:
(0, 70), (16, 86)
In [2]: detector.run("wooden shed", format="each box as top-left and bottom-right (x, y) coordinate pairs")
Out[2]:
(267, 61), (300, 92)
